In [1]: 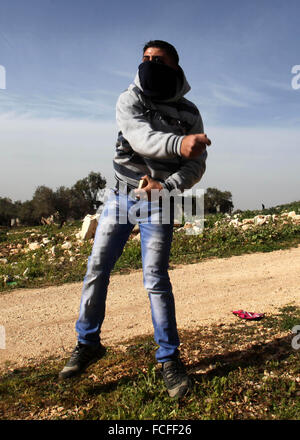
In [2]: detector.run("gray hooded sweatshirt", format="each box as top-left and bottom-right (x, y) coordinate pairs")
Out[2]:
(114, 67), (207, 192)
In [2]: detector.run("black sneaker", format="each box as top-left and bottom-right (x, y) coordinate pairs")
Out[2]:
(59, 342), (106, 380)
(161, 358), (191, 398)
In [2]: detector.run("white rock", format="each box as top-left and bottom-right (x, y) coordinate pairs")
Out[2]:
(0, 258), (8, 264)
(288, 211), (296, 218)
(62, 241), (72, 250)
(28, 242), (40, 251)
(229, 218), (241, 227)
(80, 214), (101, 240)
(132, 233), (141, 241)
(242, 224), (252, 231)
(257, 218), (267, 226)
(242, 218), (254, 225)
(42, 238), (51, 245)
(254, 215), (267, 226)
(185, 226), (202, 235)
(132, 224), (140, 233)
(193, 219), (204, 227)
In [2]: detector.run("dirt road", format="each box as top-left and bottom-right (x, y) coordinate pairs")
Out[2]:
(0, 246), (299, 369)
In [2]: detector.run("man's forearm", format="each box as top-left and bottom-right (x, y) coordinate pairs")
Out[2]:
(162, 151), (208, 192)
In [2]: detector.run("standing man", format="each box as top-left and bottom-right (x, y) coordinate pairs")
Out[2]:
(59, 40), (211, 399)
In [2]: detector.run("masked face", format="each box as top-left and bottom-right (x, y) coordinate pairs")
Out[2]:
(138, 61), (183, 100)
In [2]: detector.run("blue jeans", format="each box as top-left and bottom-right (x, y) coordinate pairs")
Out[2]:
(75, 187), (180, 363)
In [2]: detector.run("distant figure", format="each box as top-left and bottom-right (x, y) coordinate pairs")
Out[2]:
(262, 204), (265, 210)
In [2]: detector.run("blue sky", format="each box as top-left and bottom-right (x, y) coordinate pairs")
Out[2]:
(0, 0), (299, 209)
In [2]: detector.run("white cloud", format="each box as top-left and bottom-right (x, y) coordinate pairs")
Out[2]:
(109, 69), (135, 79)
(0, 90), (116, 119)
(209, 77), (267, 108)
(258, 78), (293, 92)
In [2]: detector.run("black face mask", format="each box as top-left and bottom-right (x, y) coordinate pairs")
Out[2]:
(138, 61), (183, 100)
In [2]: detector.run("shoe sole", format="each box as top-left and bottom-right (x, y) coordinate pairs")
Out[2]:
(167, 378), (192, 398)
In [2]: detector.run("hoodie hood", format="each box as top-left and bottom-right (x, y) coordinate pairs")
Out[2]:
(133, 64), (191, 103)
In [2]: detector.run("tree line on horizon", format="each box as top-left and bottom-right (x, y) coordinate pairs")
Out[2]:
(0, 171), (233, 227)
(0, 171), (107, 227)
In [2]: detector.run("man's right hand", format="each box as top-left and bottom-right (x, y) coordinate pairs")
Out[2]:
(180, 133), (211, 158)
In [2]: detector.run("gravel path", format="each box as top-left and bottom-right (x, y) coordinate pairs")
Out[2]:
(0, 245), (299, 369)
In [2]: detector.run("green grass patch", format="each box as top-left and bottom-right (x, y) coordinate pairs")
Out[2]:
(1, 306), (300, 420)
(1, 213), (300, 292)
